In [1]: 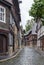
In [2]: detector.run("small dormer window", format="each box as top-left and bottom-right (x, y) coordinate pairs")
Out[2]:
(0, 6), (6, 23)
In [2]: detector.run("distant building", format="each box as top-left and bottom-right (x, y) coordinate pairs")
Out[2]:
(24, 23), (37, 47)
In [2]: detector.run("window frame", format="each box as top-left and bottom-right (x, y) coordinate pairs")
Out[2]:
(10, 13), (15, 26)
(0, 6), (6, 23)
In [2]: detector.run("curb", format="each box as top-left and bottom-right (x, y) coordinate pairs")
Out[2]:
(0, 48), (22, 62)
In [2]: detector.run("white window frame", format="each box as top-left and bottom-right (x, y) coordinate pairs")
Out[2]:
(0, 6), (6, 23)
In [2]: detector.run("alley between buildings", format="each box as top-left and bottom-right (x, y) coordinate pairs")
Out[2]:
(0, 47), (44, 65)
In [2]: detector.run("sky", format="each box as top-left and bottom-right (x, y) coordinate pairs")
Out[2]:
(19, 0), (34, 29)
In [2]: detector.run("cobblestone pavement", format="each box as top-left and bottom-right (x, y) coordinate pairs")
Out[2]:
(0, 47), (44, 65)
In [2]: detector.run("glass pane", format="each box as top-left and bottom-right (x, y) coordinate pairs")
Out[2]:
(2, 13), (4, 21)
(0, 13), (2, 20)
(0, 8), (4, 13)
(1, 14), (2, 20)
(1, 8), (4, 12)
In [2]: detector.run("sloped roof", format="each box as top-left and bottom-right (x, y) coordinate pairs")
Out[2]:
(0, 0), (12, 7)
(24, 29), (32, 36)
(24, 23), (37, 36)
(6, 0), (13, 4)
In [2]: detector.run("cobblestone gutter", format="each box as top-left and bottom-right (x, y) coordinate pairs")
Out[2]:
(0, 48), (22, 62)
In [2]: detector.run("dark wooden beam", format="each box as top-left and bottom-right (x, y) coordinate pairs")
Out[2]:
(0, 0), (12, 7)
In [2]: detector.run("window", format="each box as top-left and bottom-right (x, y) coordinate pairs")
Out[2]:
(0, 6), (6, 23)
(10, 13), (15, 26)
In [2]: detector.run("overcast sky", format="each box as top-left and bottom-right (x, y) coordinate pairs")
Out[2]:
(19, 0), (34, 29)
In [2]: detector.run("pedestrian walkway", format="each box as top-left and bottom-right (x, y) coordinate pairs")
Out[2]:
(0, 49), (20, 60)
(0, 47), (44, 65)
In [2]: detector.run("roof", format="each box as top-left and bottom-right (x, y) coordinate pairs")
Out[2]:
(24, 23), (37, 36)
(0, 0), (12, 7)
(24, 29), (32, 36)
(6, 0), (13, 4)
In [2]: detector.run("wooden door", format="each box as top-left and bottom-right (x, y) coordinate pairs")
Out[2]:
(0, 35), (8, 53)
(0, 35), (3, 53)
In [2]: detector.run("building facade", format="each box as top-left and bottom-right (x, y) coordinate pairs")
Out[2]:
(24, 23), (37, 47)
(37, 19), (44, 50)
(0, 0), (21, 55)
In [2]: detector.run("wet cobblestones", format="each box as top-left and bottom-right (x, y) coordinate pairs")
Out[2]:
(0, 47), (44, 65)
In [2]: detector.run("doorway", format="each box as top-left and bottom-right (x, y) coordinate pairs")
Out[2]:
(0, 34), (8, 53)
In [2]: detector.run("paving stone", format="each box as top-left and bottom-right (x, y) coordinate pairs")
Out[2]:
(0, 47), (44, 65)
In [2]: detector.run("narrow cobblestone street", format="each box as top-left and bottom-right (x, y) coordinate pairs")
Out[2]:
(0, 47), (44, 65)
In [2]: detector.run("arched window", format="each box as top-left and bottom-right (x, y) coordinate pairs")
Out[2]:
(0, 6), (6, 23)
